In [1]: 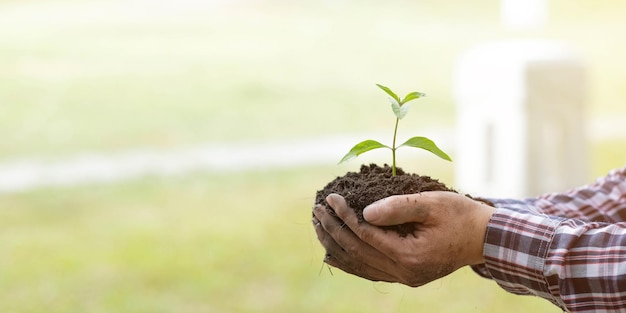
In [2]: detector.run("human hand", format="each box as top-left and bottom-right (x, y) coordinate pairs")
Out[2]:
(312, 191), (496, 287)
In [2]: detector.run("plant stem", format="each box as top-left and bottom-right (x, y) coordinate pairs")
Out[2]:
(391, 117), (399, 176)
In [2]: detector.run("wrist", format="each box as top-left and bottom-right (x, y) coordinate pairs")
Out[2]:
(467, 201), (496, 266)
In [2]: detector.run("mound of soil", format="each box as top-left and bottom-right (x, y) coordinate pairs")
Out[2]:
(315, 163), (456, 237)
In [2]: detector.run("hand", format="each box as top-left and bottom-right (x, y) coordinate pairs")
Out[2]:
(312, 191), (496, 287)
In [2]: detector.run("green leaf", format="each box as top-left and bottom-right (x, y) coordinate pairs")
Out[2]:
(339, 140), (390, 164)
(375, 84), (401, 104)
(402, 91), (426, 103)
(398, 136), (452, 161)
(391, 101), (411, 119)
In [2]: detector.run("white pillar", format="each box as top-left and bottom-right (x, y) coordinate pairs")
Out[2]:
(454, 39), (589, 198)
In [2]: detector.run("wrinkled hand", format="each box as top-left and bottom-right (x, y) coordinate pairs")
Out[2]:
(312, 191), (495, 287)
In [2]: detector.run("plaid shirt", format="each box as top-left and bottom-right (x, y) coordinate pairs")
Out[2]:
(472, 166), (626, 312)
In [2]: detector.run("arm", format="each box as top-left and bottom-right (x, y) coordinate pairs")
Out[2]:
(473, 166), (626, 282)
(482, 206), (626, 312)
(314, 191), (626, 312)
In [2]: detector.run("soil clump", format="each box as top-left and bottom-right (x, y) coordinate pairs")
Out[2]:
(315, 164), (456, 237)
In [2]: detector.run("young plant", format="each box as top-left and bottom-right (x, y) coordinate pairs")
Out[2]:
(339, 84), (452, 176)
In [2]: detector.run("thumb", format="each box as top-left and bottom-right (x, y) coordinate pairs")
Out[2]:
(363, 194), (429, 226)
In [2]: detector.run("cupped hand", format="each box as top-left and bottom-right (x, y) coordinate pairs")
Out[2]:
(312, 191), (495, 287)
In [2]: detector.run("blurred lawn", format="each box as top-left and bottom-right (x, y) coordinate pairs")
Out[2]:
(0, 165), (560, 312)
(4, 152), (625, 312)
(1, 0), (626, 312)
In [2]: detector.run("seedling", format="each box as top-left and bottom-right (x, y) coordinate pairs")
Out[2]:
(339, 84), (452, 176)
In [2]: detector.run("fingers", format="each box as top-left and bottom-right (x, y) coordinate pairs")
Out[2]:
(362, 193), (432, 226)
(312, 205), (399, 282)
(324, 194), (409, 258)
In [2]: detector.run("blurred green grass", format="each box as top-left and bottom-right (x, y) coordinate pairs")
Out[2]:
(0, 165), (559, 312)
(1, 0), (626, 312)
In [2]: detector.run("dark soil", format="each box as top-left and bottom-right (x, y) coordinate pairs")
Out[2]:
(315, 164), (459, 237)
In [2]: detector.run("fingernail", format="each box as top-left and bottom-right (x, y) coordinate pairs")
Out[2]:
(325, 194), (339, 208)
(312, 217), (321, 226)
(363, 201), (380, 222)
(312, 205), (322, 218)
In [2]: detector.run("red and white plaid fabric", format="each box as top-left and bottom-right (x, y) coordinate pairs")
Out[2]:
(472, 166), (626, 312)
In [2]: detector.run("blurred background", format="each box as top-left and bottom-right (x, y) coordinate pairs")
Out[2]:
(1, 0), (625, 312)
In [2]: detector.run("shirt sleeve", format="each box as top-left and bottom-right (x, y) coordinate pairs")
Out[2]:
(470, 166), (626, 311)
(484, 166), (626, 222)
(479, 207), (626, 313)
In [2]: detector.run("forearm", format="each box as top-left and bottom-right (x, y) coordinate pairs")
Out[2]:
(478, 207), (626, 312)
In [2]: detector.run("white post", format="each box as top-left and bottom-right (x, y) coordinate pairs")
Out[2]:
(454, 39), (589, 198)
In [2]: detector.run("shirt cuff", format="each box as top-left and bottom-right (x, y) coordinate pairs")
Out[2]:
(480, 207), (562, 301)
